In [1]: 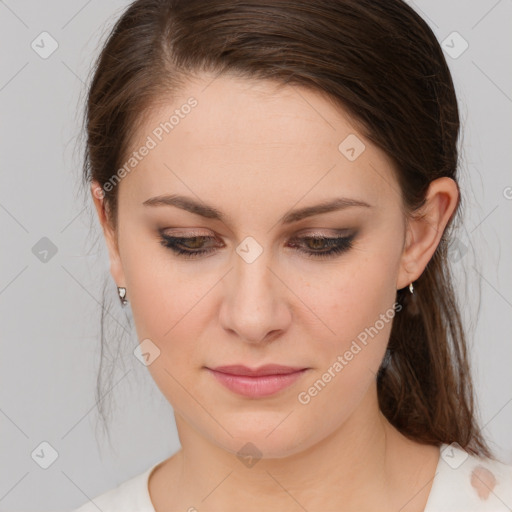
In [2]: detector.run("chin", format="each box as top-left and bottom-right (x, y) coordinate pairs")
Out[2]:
(210, 416), (315, 462)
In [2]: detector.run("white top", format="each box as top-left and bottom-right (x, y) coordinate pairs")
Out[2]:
(70, 443), (512, 511)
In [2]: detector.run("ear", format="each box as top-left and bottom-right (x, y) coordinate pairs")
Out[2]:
(90, 181), (126, 287)
(397, 177), (459, 290)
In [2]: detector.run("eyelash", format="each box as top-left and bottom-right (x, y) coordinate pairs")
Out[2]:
(159, 233), (355, 260)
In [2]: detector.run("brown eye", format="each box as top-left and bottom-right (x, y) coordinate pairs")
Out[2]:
(304, 237), (330, 250)
(180, 236), (209, 249)
(287, 234), (356, 260)
(159, 235), (219, 259)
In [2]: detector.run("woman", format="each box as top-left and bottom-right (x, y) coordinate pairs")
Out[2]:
(72, 0), (512, 510)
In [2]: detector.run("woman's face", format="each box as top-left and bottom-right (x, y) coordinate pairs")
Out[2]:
(95, 73), (412, 458)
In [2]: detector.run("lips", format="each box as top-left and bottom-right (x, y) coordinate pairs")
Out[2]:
(210, 364), (307, 377)
(205, 364), (310, 398)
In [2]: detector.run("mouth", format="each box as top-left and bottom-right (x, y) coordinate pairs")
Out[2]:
(205, 364), (310, 398)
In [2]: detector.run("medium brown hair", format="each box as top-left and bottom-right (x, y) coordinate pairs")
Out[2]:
(81, 0), (493, 458)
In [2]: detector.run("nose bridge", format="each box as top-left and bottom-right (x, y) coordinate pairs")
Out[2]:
(231, 240), (276, 310)
(219, 239), (290, 343)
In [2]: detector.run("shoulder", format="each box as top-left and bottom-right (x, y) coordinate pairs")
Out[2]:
(69, 462), (160, 512)
(424, 443), (512, 511)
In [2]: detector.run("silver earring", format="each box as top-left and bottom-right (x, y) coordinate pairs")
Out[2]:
(409, 282), (414, 294)
(118, 286), (128, 306)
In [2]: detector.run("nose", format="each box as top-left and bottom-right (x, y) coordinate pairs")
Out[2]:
(218, 249), (292, 345)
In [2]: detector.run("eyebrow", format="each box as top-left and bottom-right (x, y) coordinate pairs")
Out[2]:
(142, 194), (372, 224)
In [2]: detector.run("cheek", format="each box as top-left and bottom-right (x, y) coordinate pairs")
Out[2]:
(292, 277), (397, 444)
(119, 229), (208, 365)
(122, 243), (211, 413)
(299, 250), (399, 346)
(296, 252), (400, 396)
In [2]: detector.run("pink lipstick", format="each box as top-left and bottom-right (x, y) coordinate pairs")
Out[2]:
(206, 364), (309, 398)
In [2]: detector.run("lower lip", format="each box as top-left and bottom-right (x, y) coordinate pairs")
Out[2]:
(207, 368), (308, 398)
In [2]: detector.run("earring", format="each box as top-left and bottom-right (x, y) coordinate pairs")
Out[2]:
(118, 286), (128, 306)
(409, 282), (414, 294)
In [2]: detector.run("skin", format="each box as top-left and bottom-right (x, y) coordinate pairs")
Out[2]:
(91, 72), (459, 511)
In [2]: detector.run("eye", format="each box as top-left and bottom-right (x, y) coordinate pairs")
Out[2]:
(159, 235), (220, 259)
(287, 234), (355, 259)
(159, 232), (356, 260)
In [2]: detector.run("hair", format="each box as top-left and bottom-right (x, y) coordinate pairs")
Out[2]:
(80, 0), (494, 458)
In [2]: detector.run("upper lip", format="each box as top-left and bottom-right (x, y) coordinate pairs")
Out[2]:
(208, 364), (308, 377)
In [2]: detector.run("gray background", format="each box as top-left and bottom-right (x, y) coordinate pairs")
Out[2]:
(1, 1), (511, 510)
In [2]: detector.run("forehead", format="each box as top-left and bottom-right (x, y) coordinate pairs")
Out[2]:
(119, 73), (398, 217)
